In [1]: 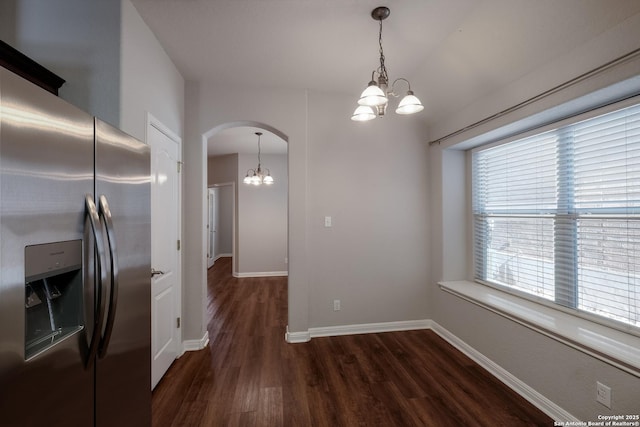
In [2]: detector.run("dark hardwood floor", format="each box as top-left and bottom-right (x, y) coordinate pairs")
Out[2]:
(152, 257), (553, 426)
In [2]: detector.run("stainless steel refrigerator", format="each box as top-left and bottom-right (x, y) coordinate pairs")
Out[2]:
(0, 67), (151, 426)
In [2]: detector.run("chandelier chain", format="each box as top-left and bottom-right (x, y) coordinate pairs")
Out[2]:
(378, 18), (388, 83)
(257, 133), (262, 168)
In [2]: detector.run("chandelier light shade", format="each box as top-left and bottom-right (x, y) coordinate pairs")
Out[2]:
(396, 90), (424, 114)
(358, 82), (388, 107)
(243, 132), (274, 186)
(351, 6), (424, 121)
(351, 105), (377, 122)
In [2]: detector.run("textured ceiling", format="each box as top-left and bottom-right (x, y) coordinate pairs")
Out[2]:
(130, 0), (640, 155)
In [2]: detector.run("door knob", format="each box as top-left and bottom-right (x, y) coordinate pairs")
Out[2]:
(151, 268), (165, 277)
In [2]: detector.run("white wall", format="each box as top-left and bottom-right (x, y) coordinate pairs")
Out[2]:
(1, 0), (121, 126)
(306, 91), (430, 327)
(120, 0), (184, 141)
(237, 153), (287, 275)
(184, 84), (431, 340)
(208, 154), (237, 186)
(429, 12), (640, 420)
(119, 0), (187, 341)
(0, 1), (17, 45)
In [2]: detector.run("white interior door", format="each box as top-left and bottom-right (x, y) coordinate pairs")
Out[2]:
(148, 122), (181, 389)
(207, 188), (217, 268)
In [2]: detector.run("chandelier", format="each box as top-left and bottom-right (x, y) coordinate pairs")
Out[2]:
(351, 6), (424, 122)
(243, 132), (274, 185)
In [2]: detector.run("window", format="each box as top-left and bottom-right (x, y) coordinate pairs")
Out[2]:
(473, 103), (640, 329)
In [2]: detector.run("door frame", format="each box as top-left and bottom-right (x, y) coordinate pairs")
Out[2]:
(209, 182), (236, 272)
(146, 113), (183, 356)
(207, 187), (217, 268)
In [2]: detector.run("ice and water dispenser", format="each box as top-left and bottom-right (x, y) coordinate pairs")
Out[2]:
(24, 240), (84, 359)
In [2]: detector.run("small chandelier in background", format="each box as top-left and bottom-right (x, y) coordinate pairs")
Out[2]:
(243, 132), (274, 185)
(351, 6), (424, 122)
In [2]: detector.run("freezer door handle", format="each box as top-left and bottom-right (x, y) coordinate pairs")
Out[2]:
(85, 194), (108, 369)
(98, 195), (119, 358)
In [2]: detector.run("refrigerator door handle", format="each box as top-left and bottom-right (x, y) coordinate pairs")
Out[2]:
(85, 194), (108, 369)
(98, 195), (119, 358)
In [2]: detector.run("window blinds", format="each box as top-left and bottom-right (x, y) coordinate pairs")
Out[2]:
(473, 103), (640, 329)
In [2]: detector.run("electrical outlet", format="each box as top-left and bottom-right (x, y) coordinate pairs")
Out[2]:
(324, 216), (332, 227)
(596, 381), (611, 409)
(333, 299), (341, 311)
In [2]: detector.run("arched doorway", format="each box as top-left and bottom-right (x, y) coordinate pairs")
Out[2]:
(203, 121), (289, 300)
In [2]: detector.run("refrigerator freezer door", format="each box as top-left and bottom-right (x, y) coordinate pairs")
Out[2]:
(0, 68), (95, 425)
(94, 119), (151, 427)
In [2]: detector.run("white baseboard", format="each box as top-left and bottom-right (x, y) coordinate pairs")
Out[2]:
(285, 326), (311, 343)
(181, 331), (209, 354)
(429, 321), (578, 422)
(234, 271), (288, 278)
(309, 319), (431, 338)
(214, 253), (232, 261)
(285, 320), (430, 344)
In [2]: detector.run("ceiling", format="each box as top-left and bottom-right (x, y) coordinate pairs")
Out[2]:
(130, 0), (640, 156)
(206, 126), (287, 156)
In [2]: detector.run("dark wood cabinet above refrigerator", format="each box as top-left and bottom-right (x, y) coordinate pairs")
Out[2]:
(0, 40), (65, 95)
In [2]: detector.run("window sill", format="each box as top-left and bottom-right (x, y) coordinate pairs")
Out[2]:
(439, 280), (640, 378)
